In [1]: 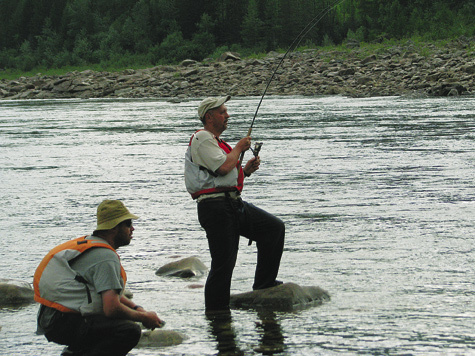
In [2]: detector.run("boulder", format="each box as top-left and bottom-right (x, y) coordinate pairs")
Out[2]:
(361, 54), (377, 65)
(218, 52), (241, 62)
(462, 62), (475, 74)
(155, 257), (208, 278)
(0, 279), (35, 307)
(124, 289), (134, 299)
(180, 59), (198, 67)
(230, 282), (330, 311)
(346, 39), (360, 49)
(137, 329), (187, 348)
(52, 79), (72, 92)
(429, 82), (467, 96)
(338, 67), (356, 76)
(447, 88), (459, 96)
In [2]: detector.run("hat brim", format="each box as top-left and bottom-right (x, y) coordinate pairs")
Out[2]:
(213, 96), (230, 110)
(96, 212), (139, 231)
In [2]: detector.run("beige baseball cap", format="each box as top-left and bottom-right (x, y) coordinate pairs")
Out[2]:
(198, 96), (230, 119)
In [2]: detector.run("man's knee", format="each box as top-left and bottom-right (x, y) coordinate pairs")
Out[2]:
(115, 320), (142, 345)
(278, 218), (285, 235)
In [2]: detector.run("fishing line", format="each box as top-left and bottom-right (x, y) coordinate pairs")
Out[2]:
(241, 0), (346, 161)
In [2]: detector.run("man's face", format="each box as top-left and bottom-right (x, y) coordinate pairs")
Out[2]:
(114, 219), (134, 248)
(206, 104), (230, 133)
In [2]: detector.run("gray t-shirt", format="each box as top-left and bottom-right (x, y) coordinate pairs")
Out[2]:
(70, 244), (124, 295)
(37, 237), (124, 332)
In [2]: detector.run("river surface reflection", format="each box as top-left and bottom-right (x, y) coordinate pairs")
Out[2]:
(0, 95), (474, 355)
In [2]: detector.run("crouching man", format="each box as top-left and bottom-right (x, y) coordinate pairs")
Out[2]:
(34, 200), (164, 356)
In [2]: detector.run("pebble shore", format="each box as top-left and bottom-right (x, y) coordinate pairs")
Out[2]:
(1, 38), (474, 100)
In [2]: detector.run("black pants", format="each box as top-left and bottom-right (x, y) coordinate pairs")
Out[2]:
(38, 306), (141, 356)
(198, 197), (285, 311)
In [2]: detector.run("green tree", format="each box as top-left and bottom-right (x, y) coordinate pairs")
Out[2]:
(71, 29), (93, 65)
(19, 40), (36, 71)
(175, 0), (204, 39)
(210, 0), (246, 45)
(35, 18), (63, 68)
(242, 0), (265, 50)
(98, 25), (123, 63)
(380, 0), (406, 38)
(262, 0), (282, 50)
(190, 13), (216, 60)
(155, 31), (191, 63)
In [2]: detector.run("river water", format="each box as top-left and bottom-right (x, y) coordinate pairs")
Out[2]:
(0, 95), (474, 356)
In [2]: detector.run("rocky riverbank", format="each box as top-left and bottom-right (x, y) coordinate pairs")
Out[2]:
(1, 38), (474, 100)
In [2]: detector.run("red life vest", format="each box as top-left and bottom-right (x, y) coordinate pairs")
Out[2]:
(185, 130), (244, 199)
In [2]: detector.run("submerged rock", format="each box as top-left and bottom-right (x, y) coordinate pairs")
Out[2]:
(0, 279), (35, 307)
(230, 282), (330, 311)
(137, 329), (187, 348)
(155, 256), (208, 278)
(124, 289), (134, 299)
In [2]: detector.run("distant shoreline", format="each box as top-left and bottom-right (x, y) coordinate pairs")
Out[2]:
(1, 38), (474, 100)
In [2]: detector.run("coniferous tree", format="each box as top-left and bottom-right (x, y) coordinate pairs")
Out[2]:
(241, 0), (265, 50)
(0, 0), (474, 71)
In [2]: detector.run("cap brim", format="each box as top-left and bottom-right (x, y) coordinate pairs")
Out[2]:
(217, 95), (231, 107)
(96, 213), (139, 231)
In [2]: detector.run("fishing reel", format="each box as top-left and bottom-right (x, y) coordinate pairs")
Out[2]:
(250, 142), (263, 157)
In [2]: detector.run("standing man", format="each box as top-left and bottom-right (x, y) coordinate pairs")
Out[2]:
(34, 199), (164, 356)
(185, 96), (285, 312)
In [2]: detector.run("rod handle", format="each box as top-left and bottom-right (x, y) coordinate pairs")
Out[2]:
(239, 128), (253, 163)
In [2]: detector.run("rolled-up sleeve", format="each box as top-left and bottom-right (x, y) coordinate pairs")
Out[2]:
(191, 132), (227, 172)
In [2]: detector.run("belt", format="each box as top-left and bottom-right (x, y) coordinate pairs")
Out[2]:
(197, 191), (241, 203)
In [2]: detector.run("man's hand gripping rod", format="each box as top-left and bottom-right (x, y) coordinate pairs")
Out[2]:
(240, 127), (263, 163)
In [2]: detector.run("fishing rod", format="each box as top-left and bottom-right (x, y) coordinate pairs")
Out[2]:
(242, 0), (346, 162)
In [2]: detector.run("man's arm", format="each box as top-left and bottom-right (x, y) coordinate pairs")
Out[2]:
(101, 289), (164, 329)
(215, 136), (252, 176)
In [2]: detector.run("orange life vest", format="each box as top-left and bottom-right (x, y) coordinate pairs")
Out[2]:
(33, 236), (126, 314)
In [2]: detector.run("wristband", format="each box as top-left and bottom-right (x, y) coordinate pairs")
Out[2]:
(133, 305), (143, 310)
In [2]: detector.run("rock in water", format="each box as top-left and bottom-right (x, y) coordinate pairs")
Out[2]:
(137, 329), (187, 348)
(155, 257), (207, 278)
(230, 282), (330, 311)
(123, 289), (133, 299)
(0, 279), (35, 306)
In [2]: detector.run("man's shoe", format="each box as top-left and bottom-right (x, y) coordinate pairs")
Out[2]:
(254, 280), (284, 290)
(61, 347), (83, 356)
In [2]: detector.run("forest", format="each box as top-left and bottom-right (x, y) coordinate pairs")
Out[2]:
(0, 0), (474, 72)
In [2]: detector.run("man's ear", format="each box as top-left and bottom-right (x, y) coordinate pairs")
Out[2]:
(202, 112), (210, 125)
(110, 224), (120, 234)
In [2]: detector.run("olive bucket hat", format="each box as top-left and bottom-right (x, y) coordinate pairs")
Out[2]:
(96, 200), (139, 231)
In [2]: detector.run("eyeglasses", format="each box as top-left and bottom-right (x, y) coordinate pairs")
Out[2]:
(122, 219), (133, 228)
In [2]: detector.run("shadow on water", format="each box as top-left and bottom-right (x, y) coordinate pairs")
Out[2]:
(206, 310), (285, 355)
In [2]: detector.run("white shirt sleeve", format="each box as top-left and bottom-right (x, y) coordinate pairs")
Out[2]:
(190, 130), (227, 172)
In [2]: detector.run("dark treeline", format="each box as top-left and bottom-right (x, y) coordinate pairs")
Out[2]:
(0, 0), (474, 71)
